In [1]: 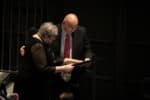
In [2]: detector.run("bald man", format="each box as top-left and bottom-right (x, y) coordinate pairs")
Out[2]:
(53, 13), (92, 63)
(51, 13), (93, 100)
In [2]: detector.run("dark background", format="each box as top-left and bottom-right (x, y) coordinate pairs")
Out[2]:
(0, 0), (144, 100)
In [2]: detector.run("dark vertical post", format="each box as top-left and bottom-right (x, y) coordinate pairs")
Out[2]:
(8, 0), (14, 70)
(16, 0), (21, 71)
(1, 0), (6, 70)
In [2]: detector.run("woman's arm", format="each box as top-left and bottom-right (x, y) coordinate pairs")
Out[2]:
(31, 43), (74, 73)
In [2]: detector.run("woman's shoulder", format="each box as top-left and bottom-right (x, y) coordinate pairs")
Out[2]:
(25, 37), (43, 50)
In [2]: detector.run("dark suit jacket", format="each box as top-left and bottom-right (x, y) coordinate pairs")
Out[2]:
(52, 24), (93, 60)
(52, 25), (94, 100)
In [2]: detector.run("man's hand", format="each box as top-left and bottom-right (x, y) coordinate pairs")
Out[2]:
(64, 58), (83, 65)
(20, 45), (26, 56)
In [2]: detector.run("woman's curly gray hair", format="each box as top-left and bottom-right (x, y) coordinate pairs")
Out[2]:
(38, 22), (58, 37)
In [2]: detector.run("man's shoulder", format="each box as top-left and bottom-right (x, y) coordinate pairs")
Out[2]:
(75, 25), (86, 34)
(77, 25), (86, 30)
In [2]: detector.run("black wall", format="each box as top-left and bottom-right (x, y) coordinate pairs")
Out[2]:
(0, 0), (143, 100)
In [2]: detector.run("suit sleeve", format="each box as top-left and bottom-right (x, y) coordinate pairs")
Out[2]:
(82, 27), (93, 59)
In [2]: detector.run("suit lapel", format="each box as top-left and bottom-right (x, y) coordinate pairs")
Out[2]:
(72, 32), (75, 58)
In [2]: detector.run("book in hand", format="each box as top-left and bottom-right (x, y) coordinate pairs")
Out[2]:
(72, 60), (93, 69)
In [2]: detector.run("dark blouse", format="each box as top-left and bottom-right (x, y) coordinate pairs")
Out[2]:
(18, 37), (63, 79)
(14, 37), (63, 100)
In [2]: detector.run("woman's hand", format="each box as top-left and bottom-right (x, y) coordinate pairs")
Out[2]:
(64, 58), (83, 65)
(56, 64), (75, 73)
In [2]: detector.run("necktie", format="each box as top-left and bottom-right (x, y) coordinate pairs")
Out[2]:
(64, 33), (70, 58)
(62, 33), (71, 82)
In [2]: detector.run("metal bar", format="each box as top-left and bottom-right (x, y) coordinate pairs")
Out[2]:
(8, 0), (13, 70)
(1, 0), (6, 70)
(25, 0), (29, 42)
(16, 0), (21, 71)
(33, 0), (37, 27)
(40, 0), (44, 23)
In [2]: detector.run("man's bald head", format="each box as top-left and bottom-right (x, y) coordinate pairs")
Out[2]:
(63, 13), (79, 26)
(62, 13), (79, 34)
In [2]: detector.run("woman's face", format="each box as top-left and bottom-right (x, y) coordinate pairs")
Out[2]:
(43, 35), (56, 45)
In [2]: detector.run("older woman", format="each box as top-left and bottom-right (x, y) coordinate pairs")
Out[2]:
(14, 22), (75, 100)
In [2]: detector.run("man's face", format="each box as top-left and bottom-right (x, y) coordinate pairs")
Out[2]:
(62, 22), (78, 34)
